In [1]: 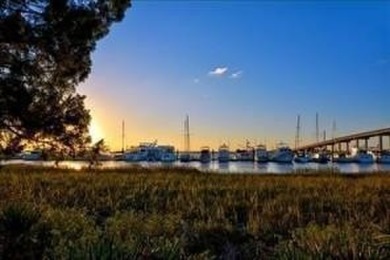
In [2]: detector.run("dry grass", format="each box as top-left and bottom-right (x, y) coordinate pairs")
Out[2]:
(0, 165), (389, 258)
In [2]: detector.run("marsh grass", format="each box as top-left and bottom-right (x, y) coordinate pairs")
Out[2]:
(0, 165), (389, 258)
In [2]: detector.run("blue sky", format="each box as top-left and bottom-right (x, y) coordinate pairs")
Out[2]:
(81, 1), (389, 150)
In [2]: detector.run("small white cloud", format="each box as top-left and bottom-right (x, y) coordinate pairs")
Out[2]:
(208, 66), (228, 76)
(193, 78), (200, 84)
(230, 70), (243, 79)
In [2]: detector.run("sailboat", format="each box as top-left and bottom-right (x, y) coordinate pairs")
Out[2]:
(179, 115), (191, 162)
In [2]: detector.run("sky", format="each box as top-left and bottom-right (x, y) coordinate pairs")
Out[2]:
(80, 1), (390, 151)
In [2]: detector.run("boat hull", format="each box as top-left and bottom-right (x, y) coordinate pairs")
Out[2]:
(270, 153), (293, 163)
(377, 155), (390, 164)
(354, 154), (374, 164)
(294, 156), (310, 163)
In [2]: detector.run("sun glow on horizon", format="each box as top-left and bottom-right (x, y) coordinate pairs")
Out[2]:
(89, 119), (105, 144)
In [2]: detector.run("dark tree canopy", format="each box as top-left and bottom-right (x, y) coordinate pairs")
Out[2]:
(0, 0), (131, 155)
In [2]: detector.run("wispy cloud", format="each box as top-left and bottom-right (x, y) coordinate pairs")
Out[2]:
(230, 70), (243, 79)
(193, 78), (200, 84)
(208, 66), (228, 76)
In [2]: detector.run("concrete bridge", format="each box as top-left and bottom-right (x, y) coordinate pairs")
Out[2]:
(294, 127), (390, 153)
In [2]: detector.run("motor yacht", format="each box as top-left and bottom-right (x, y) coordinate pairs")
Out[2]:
(269, 143), (294, 163)
(200, 146), (211, 163)
(217, 144), (230, 163)
(377, 150), (390, 164)
(255, 144), (268, 163)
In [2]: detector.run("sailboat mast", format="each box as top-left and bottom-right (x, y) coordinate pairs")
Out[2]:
(184, 115), (190, 152)
(332, 120), (336, 139)
(316, 112), (319, 143)
(295, 114), (301, 149)
(121, 120), (125, 153)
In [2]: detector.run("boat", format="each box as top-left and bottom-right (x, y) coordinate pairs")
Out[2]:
(234, 140), (255, 161)
(269, 143), (294, 163)
(377, 150), (390, 164)
(217, 144), (230, 163)
(123, 146), (148, 162)
(255, 144), (268, 163)
(294, 152), (310, 163)
(123, 142), (176, 162)
(353, 149), (374, 164)
(179, 153), (191, 162)
(199, 146), (211, 163)
(22, 150), (42, 161)
(333, 153), (354, 163)
(235, 148), (255, 161)
(311, 152), (329, 164)
(159, 145), (176, 162)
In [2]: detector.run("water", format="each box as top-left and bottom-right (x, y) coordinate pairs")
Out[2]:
(2, 159), (390, 173)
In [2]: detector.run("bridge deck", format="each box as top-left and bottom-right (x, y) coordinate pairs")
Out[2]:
(295, 127), (390, 151)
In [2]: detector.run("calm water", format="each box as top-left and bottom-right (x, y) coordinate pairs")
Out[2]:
(2, 160), (390, 173)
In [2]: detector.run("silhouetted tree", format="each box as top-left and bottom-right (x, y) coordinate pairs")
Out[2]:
(0, 0), (131, 155)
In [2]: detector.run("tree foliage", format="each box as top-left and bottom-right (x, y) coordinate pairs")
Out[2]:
(0, 0), (131, 155)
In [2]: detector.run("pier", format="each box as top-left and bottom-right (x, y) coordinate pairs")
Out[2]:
(294, 127), (390, 153)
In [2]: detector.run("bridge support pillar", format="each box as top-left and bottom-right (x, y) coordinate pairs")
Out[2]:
(379, 136), (383, 152)
(346, 142), (350, 153)
(364, 138), (368, 150)
(356, 139), (359, 149)
(338, 142), (341, 152)
(331, 144), (334, 160)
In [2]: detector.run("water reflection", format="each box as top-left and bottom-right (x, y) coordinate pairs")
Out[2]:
(1, 159), (390, 173)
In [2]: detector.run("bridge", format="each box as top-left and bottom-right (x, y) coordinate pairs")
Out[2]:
(294, 127), (390, 153)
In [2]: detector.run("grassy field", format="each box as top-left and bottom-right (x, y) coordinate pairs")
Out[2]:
(0, 165), (389, 259)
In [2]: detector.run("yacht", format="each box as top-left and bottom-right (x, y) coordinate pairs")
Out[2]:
(294, 152), (310, 163)
(159, 145), (176, 162)
(353, 149), (374, 164)
(123, 142), (176, 162)
(179, 153), (191, 162)
(123, 146), (148, 162)
(255, 144), (268, 163)
(377, 150), (390, 164)
(199, 146), (211, 163)
(311, 152), (329, 164)
(235, 148), (255, 161)
(217, 144), (230, 163)
(269, 143), (294, 163)
(333, 152), (353, 163)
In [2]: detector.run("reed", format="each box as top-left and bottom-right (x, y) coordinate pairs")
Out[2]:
(0, 165), (389, 258)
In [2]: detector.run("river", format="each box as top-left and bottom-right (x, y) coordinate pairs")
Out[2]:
(2, 159), (390, 173)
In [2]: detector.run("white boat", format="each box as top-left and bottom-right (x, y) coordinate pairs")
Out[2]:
(294, 152), (310, 163)
(199, 146), (211, 163)
(311, 152), (329, 164)
(377, 151), (390, 164)
(269, 143), (294, 163)
(123, 142), (176, 162)
(333, 153), (354, 163)
(217, 144), (230, 163)
(123, 147), (148, 162)
(255, 145), (268, 163)
(353, 149), (374, 164)
(159, 145), (176, 162)
(235, 149), (254, 161)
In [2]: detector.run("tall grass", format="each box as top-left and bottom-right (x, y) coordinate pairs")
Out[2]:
(0, 165), (389, 258)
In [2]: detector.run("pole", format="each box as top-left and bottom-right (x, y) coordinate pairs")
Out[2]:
(295, 114), (300, 149)
(316, 112), (319, 143)
(121, 120), (125, 153)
